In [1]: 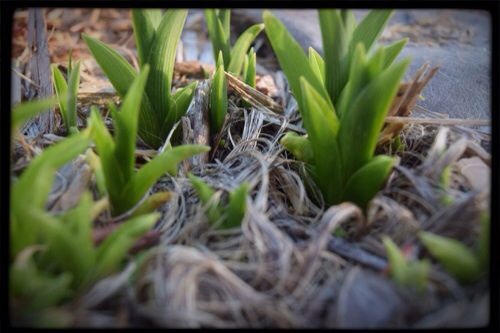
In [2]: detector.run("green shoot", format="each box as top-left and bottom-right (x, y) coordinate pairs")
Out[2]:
(210, 51), (228, 135)
(52, 49), (81, 135)
(383, 237), (430, 293)
(264, 9), (410, 209)
(88, 67), (210, 216)
(205, 9), (264, 77)
(83, 9), (197, 148)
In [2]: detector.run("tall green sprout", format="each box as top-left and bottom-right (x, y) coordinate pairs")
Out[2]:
(264, 9), (411, 209)
(83, 9), (197, 148)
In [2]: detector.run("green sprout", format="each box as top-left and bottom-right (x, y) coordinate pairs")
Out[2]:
(87, 66), (210, 217)
(205, 9), (264, 77)
(264, 9), (411, 209)
(418, 212), (489, 285)
(210, 51), (228, 135)
(52, 50), (80, 135)
(83, 9), (197, 148)
(188, 173), (250, 229)
(383, 237), (430, 293)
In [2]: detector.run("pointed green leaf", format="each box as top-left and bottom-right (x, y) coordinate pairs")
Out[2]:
(383, 38), (408, 69)
(163, 80), (198, 137)
(52, 65), (69, 126)
(224, 182), (250, 229)
(349, 10), (394, 57)
(338, 57), (410, 179)
(132, 9), (162, 68)
(383, 236), (409, 285)
(227, 23), (264, 76)
(188, 173), (222, 223)
(210, 61), (227, 133)
(263, 10), (331, 117)
(144, 9), (187, 136)
(319, 9), (350, 105)
(66, 60), (81, 131)
(205, 9), (231, 68)
(308, 47), (325, 84)
(243, 47), (257, 88)
(419, 231), (480, 284)
(300, 77), (342, 204)
(280, 132), (314, 165)
(117, 145), (211, 215)
(11, 97), (56, 133)
(342, 155), (394, 209)
(94, 213), (159, 278)
(111, 66), (150, 186)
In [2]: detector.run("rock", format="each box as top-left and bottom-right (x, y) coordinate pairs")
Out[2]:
(232, 9), (491, 122)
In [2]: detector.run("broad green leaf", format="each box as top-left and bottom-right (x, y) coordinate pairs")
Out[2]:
(210, 57), (227, 133)
(117, 145), (211, 215)
(319, 9), (350, 105)
(225, 182), (250, 229)
(382, 38), (408, 69)
(227, 23), (264, 76)
(308, 47), (325, 84)
(342, 155), (394, 209)
(280, 132), (314, 165)
(419, 231), (480, 284)
(300, 77), (342, 204)
(11, 97), (57, 133)
(218, 9), (231, 44)
(338, 57), (410, 179)
(52, 65), (69, 126)
(188, 173), (222, 223)
(144, 9), (188, 137)
(94, 213), (159, 278)
(82, 34), (158, 147)
(349, 10), (394, 57)
(132, 9), (162, 68)
(263, 10), (331, 119)
(82, 33), (138, 97)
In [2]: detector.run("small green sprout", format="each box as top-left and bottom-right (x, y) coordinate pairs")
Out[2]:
(205, 9), (264, 77)
(210, 51), (228, 135)
(264, 9), (411, 209)
(52, 50), (80, 135)
(88, 66), (210, 217)
(383, 237), (430, 293)
(419, 218), (489, 284)
(188, 173), (250, 229)
(83, 9), (197, 148)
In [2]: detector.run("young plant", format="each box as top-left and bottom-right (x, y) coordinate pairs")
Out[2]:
(241, 47), (257, 108)
(418, 213), (489, 284)
(264, 9), (411, 209)
(10, 128), (93, 258)
(83, 9), (197, 148)
(52, 50), (80, 135)
(188, 173), (249, 229)
(210, 51), (228, 134)
(87, 66), (210, 217)
(383, 237), (430, 293)
(205, 9), (264, 77)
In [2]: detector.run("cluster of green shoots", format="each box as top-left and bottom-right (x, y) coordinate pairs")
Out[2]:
(10, 8), (490, 325)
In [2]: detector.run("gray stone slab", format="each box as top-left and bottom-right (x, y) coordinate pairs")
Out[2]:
(233, 9), (492, 121)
